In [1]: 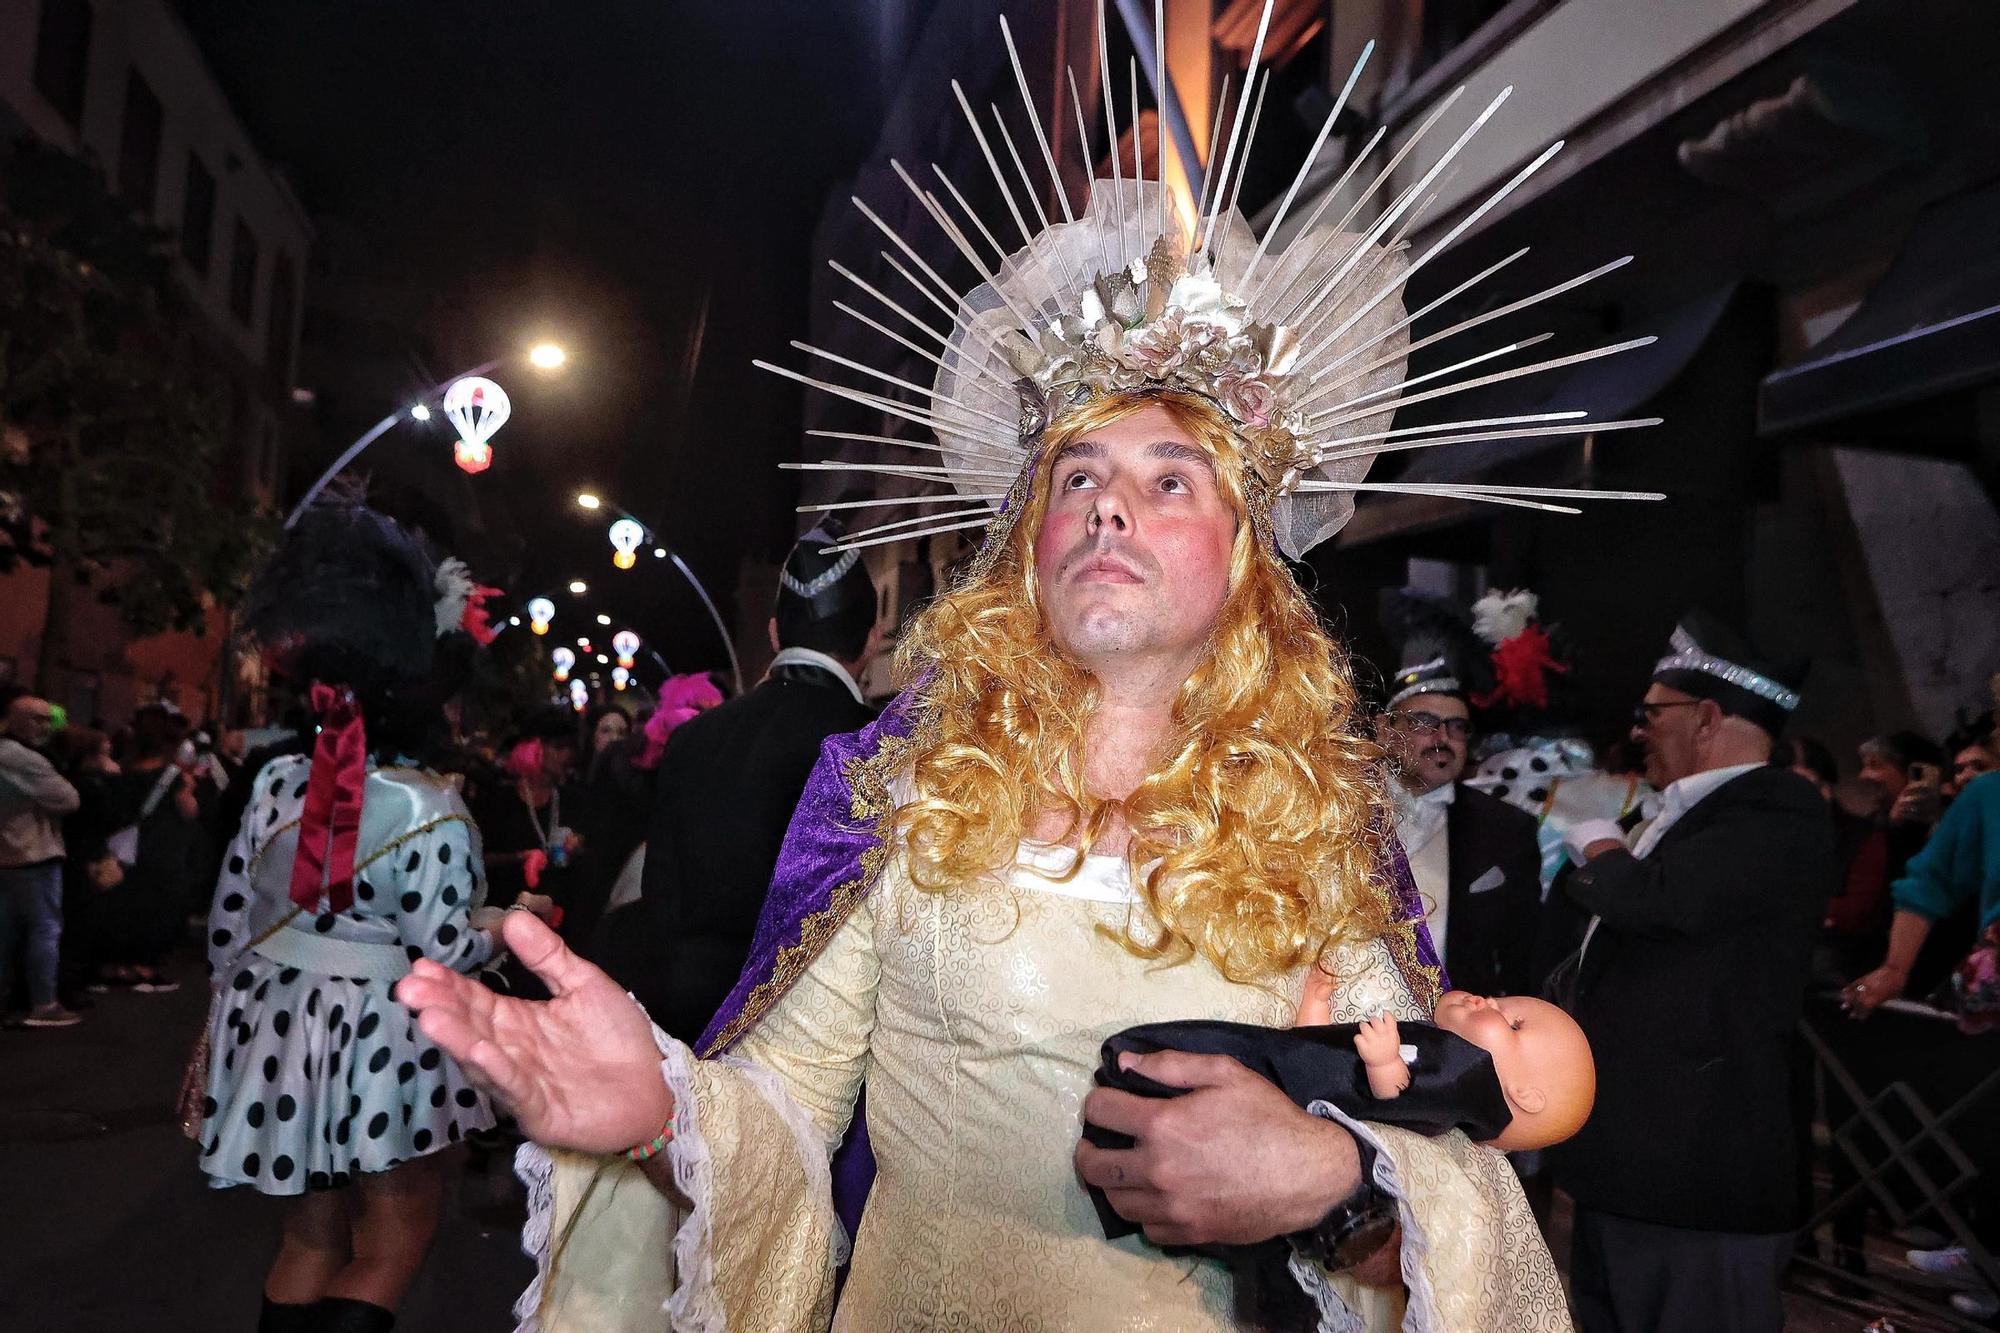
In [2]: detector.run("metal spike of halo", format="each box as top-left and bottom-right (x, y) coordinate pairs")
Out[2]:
(767, 0), (1666, 559)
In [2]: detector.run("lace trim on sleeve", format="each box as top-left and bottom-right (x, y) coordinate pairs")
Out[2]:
(659, 1028), (725, 1333)
(1294, 1102), (1446, 1333)
(510, 1141), (557, 1333)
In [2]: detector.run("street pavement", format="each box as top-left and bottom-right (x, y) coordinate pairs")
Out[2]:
(0, 944), (531, 1332)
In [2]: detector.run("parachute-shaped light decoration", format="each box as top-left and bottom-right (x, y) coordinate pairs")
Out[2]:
(569, 678), (589, 712)
(550, 646), (575, 683)
(442, 376), (511, 475)
(612, 665), (630, 691)
(609, 518), (645, 571)
(526, 597), (555, 637)
(612, 629), (640, 669)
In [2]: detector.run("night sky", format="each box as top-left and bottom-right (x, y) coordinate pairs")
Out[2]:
(178, 0), (889, 675)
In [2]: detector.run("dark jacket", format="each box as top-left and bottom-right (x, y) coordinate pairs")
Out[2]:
(1547, 765), (1834, 1233)
(1441, 784), (1544, 997)
(619, 663), (875, 1041)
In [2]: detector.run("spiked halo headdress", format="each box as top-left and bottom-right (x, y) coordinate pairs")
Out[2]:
(763, 2), (1665, 560)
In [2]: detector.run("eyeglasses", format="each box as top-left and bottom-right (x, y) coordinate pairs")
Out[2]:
(1387, 711), (1472, 741)
(1632, 701), (1701, 727)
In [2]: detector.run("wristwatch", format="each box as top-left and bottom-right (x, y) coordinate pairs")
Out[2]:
(1286, 1137), (1398, 1271)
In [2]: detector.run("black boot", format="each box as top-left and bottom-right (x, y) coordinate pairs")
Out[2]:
(306, 1298), (396, 1332)
(257, 1296), (314, 1333)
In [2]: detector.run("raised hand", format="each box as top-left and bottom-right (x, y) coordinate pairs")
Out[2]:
(395, 911), (672, 1153)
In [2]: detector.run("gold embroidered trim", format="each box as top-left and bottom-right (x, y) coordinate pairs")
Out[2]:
(699, 710), (931, 1057)
(1384, 914), (1444, 1013)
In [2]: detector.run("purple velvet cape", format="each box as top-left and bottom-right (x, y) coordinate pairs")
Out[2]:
(695, 687), (1448, 1241)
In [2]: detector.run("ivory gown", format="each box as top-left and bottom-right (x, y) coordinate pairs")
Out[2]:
(514, 839), (1569, 1332)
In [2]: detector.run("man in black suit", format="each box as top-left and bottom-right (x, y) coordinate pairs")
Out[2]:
(1377, 656), (1544, 997)
(614, 522), (881, 1042)
(1549, 613), (1833, 1333)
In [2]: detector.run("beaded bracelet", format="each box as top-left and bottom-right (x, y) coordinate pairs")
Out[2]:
(624, 1121), (675, 1162)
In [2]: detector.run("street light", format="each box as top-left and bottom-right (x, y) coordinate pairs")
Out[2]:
(576, 492), (601, 510)
(568, 580), (588, 595)
(608, 518), (644, 570)
(285, 340), (568, 530)
(570, 494), (742, 694)
(595, 613), (612, 626)
(442, 376), (510, 475)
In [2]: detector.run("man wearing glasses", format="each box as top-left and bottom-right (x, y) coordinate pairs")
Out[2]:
(1375, 653), (1543, 998)
(1546, 613), (1830, 1333)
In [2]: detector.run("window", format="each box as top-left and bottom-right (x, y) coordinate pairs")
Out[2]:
(117, 68), (165, 213)
(180, 154), (216, 274)
(266, 252), (298, 384)
(229, 218), (259, 326)
(32, 0), (93, 129)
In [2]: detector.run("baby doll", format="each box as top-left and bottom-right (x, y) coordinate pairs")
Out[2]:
(1297, 972), (1596, 1153)
(1084, 979), (1595, 1244)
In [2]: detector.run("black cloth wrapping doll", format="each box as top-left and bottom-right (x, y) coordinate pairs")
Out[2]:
(1084, 1018), (1512, 1247)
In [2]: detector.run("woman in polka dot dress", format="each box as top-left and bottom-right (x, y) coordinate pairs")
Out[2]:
(202, 755), (500, 1185)
(193, 496), (549, 1333)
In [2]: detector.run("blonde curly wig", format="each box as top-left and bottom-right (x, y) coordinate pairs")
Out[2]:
(887, 390), (1394, 983)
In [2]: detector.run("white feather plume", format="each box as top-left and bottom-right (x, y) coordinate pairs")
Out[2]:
(1471, 589), (1537, 645)
(433, 557), (475, 638)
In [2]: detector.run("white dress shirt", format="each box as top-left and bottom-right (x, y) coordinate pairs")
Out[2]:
(1394, 780), (1457, 960)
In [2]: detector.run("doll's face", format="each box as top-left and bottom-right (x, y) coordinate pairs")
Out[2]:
(1433, 991), (1595, 1151)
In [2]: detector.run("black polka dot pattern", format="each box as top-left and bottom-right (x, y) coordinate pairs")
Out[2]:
(193, 758), (497, 1197)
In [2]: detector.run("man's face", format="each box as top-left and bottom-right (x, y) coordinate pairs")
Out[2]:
(1379, 694), (1471, 794)
(1949, 743), (1997, 796)
(1034, 405), (1238, 679)
(4, 696), (56, 748)
(1856, 745), (1908, 814)
(1631, 684), (1706, 787)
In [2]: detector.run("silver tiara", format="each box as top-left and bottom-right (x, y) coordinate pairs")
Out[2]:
(765, 1), (1666, 559)
(1654, 628), (1800, 711)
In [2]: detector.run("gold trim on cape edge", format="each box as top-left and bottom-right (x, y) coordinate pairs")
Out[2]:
(699, 710), (931, 1058)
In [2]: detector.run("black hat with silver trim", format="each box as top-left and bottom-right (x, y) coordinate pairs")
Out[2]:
(1378, 588), (1492, 712)
(1651, 610), (1806, 737)
(776, 518), (877, 627)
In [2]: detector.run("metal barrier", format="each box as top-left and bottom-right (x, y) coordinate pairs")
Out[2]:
(1795, 999), (2000, 1331)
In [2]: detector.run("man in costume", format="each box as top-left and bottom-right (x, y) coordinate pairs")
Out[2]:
(396, 9), (1665, 1327)
(610, 520), (880, 1041)
(1376, 592), (1544, 997)
(1549, 612), (1833, 1333)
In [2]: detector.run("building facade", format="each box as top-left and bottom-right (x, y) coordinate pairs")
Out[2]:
(0, 0), (312, 723)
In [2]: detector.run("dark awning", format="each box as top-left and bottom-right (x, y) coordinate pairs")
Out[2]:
(1334, 283), (1732, 547)
(1760, 178), (2000, 438)
(1396, 283), (1735, 485)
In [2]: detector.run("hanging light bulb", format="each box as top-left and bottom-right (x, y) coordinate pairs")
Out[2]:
(526, 597), (555, 636)
(612, 630), (640, 669)
(608, 518), (645, 571)
(550, 646), (575, 683)
(569, 678), (589, 712)
(612, 666), (630, 691)
(442, 376), (511, 475)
